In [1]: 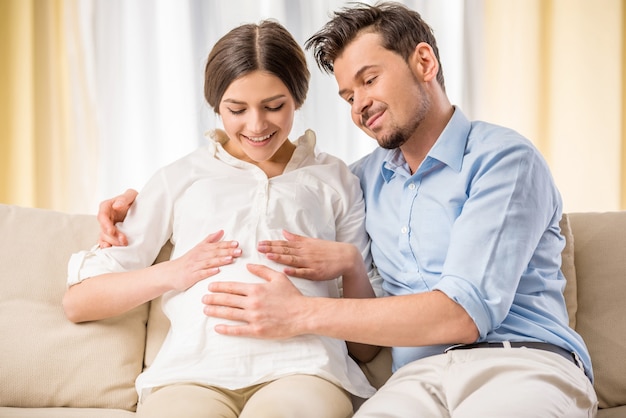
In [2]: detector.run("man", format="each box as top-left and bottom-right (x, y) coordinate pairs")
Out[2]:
(99, 2), (597, 416)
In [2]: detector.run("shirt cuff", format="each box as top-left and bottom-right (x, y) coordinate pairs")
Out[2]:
(66, 244), (104, 287)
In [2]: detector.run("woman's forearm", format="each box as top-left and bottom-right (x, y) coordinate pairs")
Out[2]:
(62, 262), (173, 323)
(340, 245), (376, 299)
(340, 245), (380, 361)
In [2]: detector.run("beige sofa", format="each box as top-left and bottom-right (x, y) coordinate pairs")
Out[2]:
(0, 203), (624, 417)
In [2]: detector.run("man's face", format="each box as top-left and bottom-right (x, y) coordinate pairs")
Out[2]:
(333, 32), (429, 149)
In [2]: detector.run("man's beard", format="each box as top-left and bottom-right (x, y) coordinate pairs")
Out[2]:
(378, 127), (411, 150)
(377, 85), (430, 150)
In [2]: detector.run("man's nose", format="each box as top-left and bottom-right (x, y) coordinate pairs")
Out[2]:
(352, 91), (371, 117)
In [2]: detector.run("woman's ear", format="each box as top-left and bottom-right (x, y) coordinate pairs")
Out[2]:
(411, 42), (439, 83)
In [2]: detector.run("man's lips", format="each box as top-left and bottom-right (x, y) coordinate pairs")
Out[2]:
(364, 111), (384, 130)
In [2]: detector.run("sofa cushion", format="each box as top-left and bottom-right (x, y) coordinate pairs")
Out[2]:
(0, 205), (148, 411)
(568, 212), (626, 409)
(0, 407), (134, 417)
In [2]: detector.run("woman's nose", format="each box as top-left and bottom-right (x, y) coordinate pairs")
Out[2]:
(248, 109), (268, 133)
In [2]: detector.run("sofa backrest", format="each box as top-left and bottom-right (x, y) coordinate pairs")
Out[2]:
(1, 204), (622, 412)
(559, 214), (578, 329)
(568, 212), (626, 410)
(0, 204), (148, 412)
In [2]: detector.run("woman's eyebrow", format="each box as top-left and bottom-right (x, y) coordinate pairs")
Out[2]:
(223, 94), (286, 105)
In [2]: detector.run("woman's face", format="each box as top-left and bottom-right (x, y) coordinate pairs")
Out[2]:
(219, 71), (297, 165)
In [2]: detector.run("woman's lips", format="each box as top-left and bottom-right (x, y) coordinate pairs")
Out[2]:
(243, 132), (275, 143)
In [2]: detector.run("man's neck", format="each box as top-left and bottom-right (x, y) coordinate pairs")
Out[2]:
(401, 104), (455, 174)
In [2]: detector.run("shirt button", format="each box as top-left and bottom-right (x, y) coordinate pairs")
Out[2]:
(408, 183), (416, 190)
(401, 226), (408, 234)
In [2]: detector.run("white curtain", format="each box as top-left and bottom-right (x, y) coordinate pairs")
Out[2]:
(76, 0), (479, 213)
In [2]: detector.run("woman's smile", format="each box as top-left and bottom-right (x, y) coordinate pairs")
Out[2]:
(242, 131), (276, 144)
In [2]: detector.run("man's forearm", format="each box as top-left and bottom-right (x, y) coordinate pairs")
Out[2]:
(302, 290), (478, 347)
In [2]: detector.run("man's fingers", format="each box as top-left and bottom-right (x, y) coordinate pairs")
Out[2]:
(213, 323), (253, 336)
(207, 281), (252, 297)
(203, 300), (263, 337)
(98, 230), (127, 247)
(203, 291), (248, 321)
(96, 207), (116, 231)
(246, 263), (280, 282)
(283, 266), (316, 279)
(113, 189), (139, 209)
(203, 301), (246, 320)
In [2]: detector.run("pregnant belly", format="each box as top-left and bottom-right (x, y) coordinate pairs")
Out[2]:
(149, 264), (333, 385)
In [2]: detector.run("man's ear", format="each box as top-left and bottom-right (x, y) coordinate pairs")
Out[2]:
(410, 42), (439, 83)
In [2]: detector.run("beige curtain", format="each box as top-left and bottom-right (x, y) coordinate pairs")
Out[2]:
(1, 0), (625, 213)
(622, 0), (626, 209)
(0, 0), (97, 213)
(482, 0), (625, 212)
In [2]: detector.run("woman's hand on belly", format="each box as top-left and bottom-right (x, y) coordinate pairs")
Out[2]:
(166, 230), (242, 291)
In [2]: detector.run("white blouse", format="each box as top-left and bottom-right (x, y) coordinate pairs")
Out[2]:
(67, 129), (380, 400)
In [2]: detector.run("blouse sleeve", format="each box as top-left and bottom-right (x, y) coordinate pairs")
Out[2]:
(67, 169), (175, 286)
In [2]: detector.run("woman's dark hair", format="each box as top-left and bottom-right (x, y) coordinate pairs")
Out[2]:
(204, 20), (310, 113)
(304, 1), (445, 90)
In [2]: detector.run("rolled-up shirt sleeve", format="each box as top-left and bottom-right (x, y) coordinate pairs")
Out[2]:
(432, 137), (563, 338)
(67, 245), (128, 286)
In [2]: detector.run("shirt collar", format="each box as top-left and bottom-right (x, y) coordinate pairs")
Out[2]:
(381, 149), (406, 182)
(380, 106), (470, 181)
(428, 107), (469, 173)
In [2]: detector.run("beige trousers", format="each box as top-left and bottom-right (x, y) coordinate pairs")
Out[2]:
(136, 374), (353, 418)
(355, 347), (598, 418)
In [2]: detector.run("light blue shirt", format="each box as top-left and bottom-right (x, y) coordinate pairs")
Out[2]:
(350, 108), (593, 381)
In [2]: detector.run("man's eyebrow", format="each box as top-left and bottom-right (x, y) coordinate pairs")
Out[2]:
(223, 94), (286, 105)
(338, 65), (377, 97)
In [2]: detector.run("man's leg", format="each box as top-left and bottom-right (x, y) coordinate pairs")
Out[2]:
(240, 374), (353, 418)
(356, 348), (597, 418)
(447, 348), (598, 418)
(354, 354), (450, 417)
